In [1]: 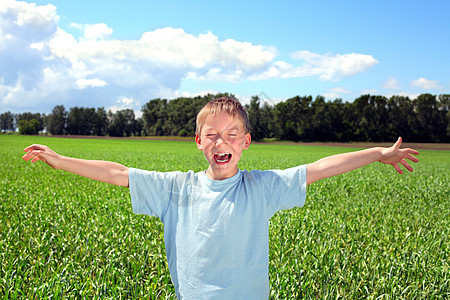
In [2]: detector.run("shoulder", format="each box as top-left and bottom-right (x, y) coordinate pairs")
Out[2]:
(242, 165), (306, 180)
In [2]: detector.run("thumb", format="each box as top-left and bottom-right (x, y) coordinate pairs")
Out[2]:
(392, 137), (402, 151)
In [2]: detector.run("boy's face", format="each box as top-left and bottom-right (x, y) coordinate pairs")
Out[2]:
(196, 111), (251, 181)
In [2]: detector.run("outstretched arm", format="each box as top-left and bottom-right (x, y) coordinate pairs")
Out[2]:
(306, 137), (419, 185)
(22, 144), (129, 187)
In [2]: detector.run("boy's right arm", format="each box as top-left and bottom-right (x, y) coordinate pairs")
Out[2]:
(23, 144), (129, 187)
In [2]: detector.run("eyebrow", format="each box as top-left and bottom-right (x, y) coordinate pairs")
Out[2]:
(203, 126), (241, 134)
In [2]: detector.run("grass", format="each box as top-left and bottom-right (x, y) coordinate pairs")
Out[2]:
(1, 135), (449, 299)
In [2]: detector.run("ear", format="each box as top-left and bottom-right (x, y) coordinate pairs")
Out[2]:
(243, 133), (251, 150)
(195, 134), (203, 151)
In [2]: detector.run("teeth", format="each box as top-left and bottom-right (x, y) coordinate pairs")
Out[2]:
(215, 152), (231, 163)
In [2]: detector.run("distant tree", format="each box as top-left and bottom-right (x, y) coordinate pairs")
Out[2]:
(16, 112), (44, 133)
(18, 119), (40, 135)
(108, 109), (139, 137)
(0, 111), (15, 132)
(93, 107), (108, 136)
(48, 105), (67, 135)
(437, 94), (450, 142)
(352, 94), (389, 142)
(246, 96), (265, 141)
(386, 96), (414, 141)
(412, 94), (447, 142)
(141, 99), (168, 136)
(260, 102), (276, 139)
(306, 96), (350, 142)
(12, 93), (447, 142)
(67, 107), (97, 135)
(164, 97), (195, 136)
(274, 95), (312, 141)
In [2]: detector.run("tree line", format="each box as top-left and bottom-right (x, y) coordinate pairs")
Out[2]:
(1, 93), (448, 143)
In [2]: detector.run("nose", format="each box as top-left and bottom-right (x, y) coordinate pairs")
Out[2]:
(215, 135), (226, 146)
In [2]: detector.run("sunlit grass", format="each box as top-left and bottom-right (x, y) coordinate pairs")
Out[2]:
(1, 135), (448, 298)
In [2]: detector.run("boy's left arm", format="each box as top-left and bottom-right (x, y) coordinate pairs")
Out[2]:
(306, 137), (419, 185)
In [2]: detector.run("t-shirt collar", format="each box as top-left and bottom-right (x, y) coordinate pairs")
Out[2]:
(199, 169), (242, 187)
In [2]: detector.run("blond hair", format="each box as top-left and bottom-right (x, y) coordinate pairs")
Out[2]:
(196, 97), (250, 135)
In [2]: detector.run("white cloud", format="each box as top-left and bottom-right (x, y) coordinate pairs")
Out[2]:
(0, 0), (59, 39)
(84, 23), (112, 40)
(70, 22), (113, 40)
(290, 51), (378, 81)
(410, 77), (440, 89)
(383, 77), (400, 90)
(0, 0), (379, 113)
(76, 78), (108, 89)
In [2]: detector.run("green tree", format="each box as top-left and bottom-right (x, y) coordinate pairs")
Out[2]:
(67, 107), (97, 135)
(437, 94), (450, 142)
(18, 119), (40, 135)
(246, 96), (265, 141)
(108, 109), (139, 137)
(412, 94), (447, 142)
(305, 96), (350, 142)
(386, 96), (414, 141)
(93, 107), (108, 136)
(261, 102), (276, 139)
(16, 113), (44, 133)
(0, 111), (15, 132)
(352, 94), (389, 142)
(48, 105), (67, 135)
(274, 95), (312, 141)
(141, 99), (168, 136)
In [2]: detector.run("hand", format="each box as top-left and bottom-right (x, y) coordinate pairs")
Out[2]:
(379, 137), (419, 174)
(22, 144), (62, 169)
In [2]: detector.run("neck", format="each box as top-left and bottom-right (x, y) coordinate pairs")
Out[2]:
(205, 166), (238, 181)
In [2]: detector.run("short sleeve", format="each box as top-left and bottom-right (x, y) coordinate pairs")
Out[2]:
(128, 168), (182, 218)
(259, 165), (307, 218)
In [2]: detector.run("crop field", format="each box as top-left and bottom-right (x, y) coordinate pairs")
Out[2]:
(1, 135), (449, 299)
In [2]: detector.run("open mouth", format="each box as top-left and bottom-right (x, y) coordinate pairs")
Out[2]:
(214, 152), (232, 164)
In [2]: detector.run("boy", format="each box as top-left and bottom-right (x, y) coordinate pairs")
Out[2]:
(23, 97), (419, 299)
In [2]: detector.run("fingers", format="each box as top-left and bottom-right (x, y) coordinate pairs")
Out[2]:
(405, 153), (419, 163)
(393, 164), (403, 174)
(393, 158), (415, 174)
(407, 149), (420, 157)
(31, 155), (43, 163)
(23, 144), (44, 152)
(400, 159), (414, 172)
(22, 148), (47, 164)
(23, 144), (48, 162)
(22, 150), (41, 162)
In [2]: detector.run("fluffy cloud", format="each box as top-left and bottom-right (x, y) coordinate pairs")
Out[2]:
(411, 77), (440, 89)
(70, 23), (113, 40)
(290, 51), (378, 81)
(76, 78), (108, 89)
(0, 0), (378, 113)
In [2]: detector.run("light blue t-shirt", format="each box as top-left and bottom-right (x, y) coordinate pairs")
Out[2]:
(129, 165), (307, 299)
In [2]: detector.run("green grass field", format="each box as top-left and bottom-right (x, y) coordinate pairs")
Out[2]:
(1, 135), (449, 299)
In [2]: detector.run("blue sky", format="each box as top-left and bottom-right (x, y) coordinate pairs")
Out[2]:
(1, 0), (449, 114)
